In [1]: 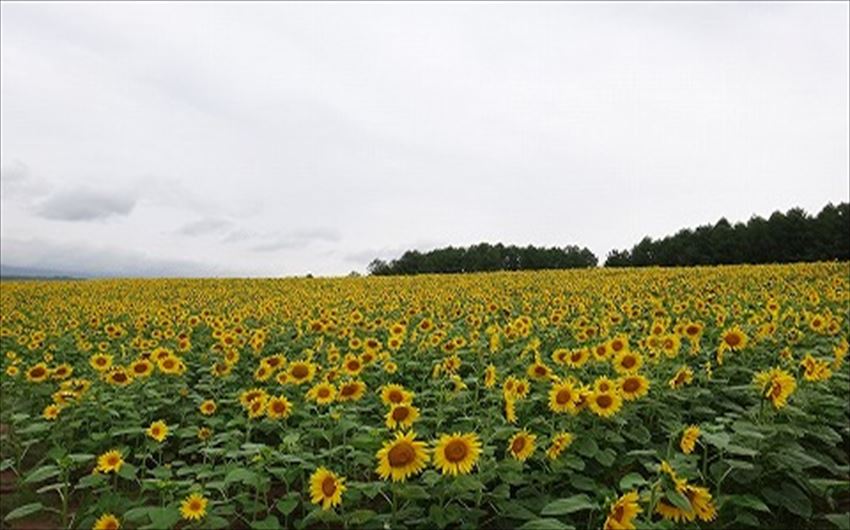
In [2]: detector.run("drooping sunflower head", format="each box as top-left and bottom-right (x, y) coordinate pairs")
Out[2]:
(604, 491), (642, 530)
(309, 467), (346, 511)
(433, 432), (482, 476)
(375, 431), (429, 482)
(546, 431), (574, 460)
(680, 425), (700, 455)
(93, 513), (121, 530)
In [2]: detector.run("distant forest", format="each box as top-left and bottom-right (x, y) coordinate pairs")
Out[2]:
(367, 202), (849, 275)
(368, 244), (597, 275)
(604, 202), (849, 267)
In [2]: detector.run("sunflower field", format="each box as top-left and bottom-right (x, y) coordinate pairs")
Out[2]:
(1, 263), (849, 530)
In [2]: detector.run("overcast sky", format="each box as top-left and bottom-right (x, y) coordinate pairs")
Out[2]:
(1, 2), (848, 277)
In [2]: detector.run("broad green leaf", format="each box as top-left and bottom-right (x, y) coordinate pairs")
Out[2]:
(518, 518), (574, 530)
(619, 472), (647, 490)
(541, 494), (598, 515)
(825, 514), (850, 530)
(276, 498), (298, 516)
(24, 464), (60, 484)
(3, 502), (43, 521)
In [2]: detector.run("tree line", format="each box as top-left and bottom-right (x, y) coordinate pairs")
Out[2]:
(366, 202), (849, 275)
(604, 202), (849, 267)
(367, 243), (597, 275)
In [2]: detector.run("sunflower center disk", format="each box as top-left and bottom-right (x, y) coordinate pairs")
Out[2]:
(388, 443), (415, 467)
(444, 440), (468, 463)
(321, 476), (336, 496)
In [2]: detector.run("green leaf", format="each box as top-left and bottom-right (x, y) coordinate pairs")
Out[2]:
(541, 494), (598, 515)
(664, 488), (692, 513)
(68, 453), (95, 464)
(276, 498), (298, 516)
(146, 506), (181, 529)
(202, 515), (231, 529)
(346, 509), (376, 525)
(573, 437), (598, 458)
(569, 474), (596, 492)
(518, 518), (574, 530)
(118, 462), (137, 480)
(726, 494), (771, 513)
(225, 468), (257, 484)
(825, 514), (850, 530)
(619, 472), (647, 490)
(122, 507), (152, 523)
(725, 444), (758, 457)
(76, 473), (107, 489)
(251, 515), (281, 529)
(24, 465), (60, 484)
(3, 502), (43, 521)
(595, 448), (616, 467)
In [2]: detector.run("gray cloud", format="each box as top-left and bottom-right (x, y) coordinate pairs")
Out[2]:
(36, 187), (137, 221)
(176, 217), (232, 236)
(1, 3), (847, 276)
(0, 237), (231, 277)
(251, 228), (341, 252)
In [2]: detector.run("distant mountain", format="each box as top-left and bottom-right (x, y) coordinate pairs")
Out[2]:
(0, 264), (86, 280)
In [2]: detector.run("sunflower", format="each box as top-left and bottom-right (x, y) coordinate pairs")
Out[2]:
(105, 367), (133, 387)
(550, 348), (570, 366)
(342, 354), (364, 377)
(247, 395), (268, 419)
(680, 425), (700, 454)
(179, 492), (208, 521)
(43, 404), (61, 421)
(129, 359), (154, 378)
(433, 432), (482, 476)
(337, 380), (366, 401)
(90, 353), (113, 372)
(96, 450), (124, 473)
(266, 395), (293, 419)
(287, 360), (317, 385)
(146, 420), (169, 443)
(385, 403), (419, 430)
(504, 396), (517, 424)
(753, 367), (797, 409)
(548, 380), (579, 414)
(380, 384), (413, 406)
(199, 399), (217, 416)
(668, 366), (693, 389)
(618, 374), (650, 401)
(239, 388), (268, 408)
(50, 363), (73, 380)
(310, 467), (346, 510)
(508, 430), (536, 461)
(306, 382), (336, 405)
(588, 390), (623, 418)
(719, 326), (748, 352)
(656, 484), (716, 523)
(526, 360), (552, 380)
(565, 348), (590, 368)
(612, 350), (642, 374)
(26, 362), (50, 383)
(93, 513), (121, 530)
(197, 427), (212, 441)
(546, 431), (574, 460)
(157, 355), (184, 375)
(592, 342), (611, 362)
(603, 491), (642, 530)
(375, 431), (429, 482)
(484, 364), (497, 388)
